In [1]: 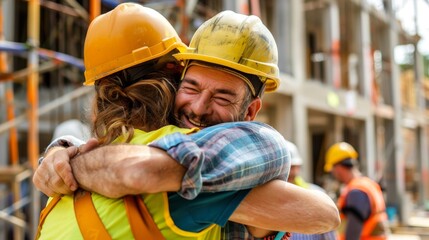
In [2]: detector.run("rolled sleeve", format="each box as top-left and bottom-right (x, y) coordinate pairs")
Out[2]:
(47, 135), (86, 149)
(39, 136), (86, 165)
(150, 121), (291, 199)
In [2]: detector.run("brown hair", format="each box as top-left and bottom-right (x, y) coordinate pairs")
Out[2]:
(92, 71), (176, 145)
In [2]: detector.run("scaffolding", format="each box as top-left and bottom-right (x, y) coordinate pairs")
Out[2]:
(0, 1), (97, 239)
(0, 1), (200, 238)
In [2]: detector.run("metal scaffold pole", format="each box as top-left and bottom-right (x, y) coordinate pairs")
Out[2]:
(27, 0), (40, 238)
(89, 0), (101, 22)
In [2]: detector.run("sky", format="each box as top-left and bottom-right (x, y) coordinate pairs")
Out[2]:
(394, 0), (429, 55)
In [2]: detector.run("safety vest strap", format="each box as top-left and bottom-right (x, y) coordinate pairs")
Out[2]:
(35, 195), (62, 240)
(36, 191), (166, 239)
(124, 195), (166, 240)
(74, 190), (112, 240)
(361, 211), (388, 238)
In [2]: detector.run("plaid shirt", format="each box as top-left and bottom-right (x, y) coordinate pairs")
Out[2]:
(150, 121), (290, 199)
(289, 232), (337, 240)
(150, 121), (291, 239)
(46, 121), (291, 239)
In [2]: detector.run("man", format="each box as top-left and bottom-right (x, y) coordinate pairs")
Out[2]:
(286, 140), (338, 240)
(324, 142), (389, 240)
(34, 9), (340, 239)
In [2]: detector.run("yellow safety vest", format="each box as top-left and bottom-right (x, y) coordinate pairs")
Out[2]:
(36, 125), (221, 240)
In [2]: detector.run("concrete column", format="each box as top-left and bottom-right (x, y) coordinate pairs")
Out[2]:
(418, 126), (429, 207)
(358, 2), (373, 99)
(415, 41), (429, 207)
(289, 0), (305, 80)
(324, 0), (341, 88)
(222, 0), (236, 11)
(289, 0), (310, 179)
(364, 115), (377, 179)
(293, 95), (310, 180)
(356, 2), (377, 179)
(386, 0), (406, 223)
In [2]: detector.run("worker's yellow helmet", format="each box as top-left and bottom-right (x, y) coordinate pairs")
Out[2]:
(174, 10), (280, 95)
(324, 142), (358, 172)
(83, 3), (186, 85)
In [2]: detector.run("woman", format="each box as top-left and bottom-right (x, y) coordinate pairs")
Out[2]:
(36, 3), (289, 240)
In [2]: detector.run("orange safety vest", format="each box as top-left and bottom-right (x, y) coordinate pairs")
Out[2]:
(337, 177), (388, 240)
(36, 189), (165, 240)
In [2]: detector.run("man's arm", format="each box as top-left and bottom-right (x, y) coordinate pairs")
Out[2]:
(71, 144), (185, 198)
(229, 180), (341, 234)
(343, 190), (370, 240)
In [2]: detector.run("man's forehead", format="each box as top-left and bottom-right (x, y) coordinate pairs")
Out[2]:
(182, 66), (247, 98)
(184, 65), (245, 86)
(182, 61), (261, 97)
(185, 63), (227, 77)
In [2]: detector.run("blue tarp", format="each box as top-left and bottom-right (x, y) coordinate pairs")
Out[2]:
(0, 40), (84, 70)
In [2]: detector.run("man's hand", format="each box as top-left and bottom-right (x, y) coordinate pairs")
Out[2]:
(32, 138), (99, 196)
(33, 146), (79, 196)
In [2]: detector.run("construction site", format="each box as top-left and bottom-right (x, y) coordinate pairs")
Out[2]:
(0, 0), (429, 239)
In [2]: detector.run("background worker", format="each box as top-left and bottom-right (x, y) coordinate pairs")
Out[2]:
(324, 142), (389, 240)
(285, 140), (338, 240)
(35, 8), (340, 239)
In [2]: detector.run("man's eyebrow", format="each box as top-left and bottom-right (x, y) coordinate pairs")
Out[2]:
(181, 78), (199, 87)
(181, 78), (238, 97)
(216, 88), (237, 97)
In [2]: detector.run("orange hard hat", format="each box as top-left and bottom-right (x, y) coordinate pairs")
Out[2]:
(83, 3), (186, 85)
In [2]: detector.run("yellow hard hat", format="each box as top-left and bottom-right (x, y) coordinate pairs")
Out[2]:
(174, 10), (280, 94)
(324, 142), (358, 172)
(83, 3), (186, 85)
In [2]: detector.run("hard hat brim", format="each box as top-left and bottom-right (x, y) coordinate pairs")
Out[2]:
(324, 164), (333, 172)
(174, 52), (279, 92)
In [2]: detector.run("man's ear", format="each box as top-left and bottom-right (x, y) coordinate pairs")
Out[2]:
(244, 98), (262, 121)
